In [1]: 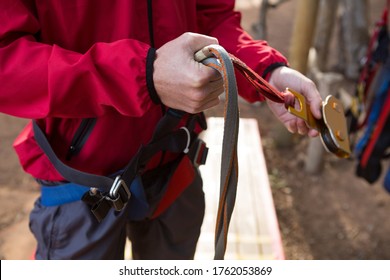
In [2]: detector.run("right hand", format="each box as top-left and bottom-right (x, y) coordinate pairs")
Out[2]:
(153, 32), (224, 113)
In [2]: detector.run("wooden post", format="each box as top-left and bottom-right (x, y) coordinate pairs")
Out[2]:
(276, 0), (319, 151)
(303, 0), (369, 173)
(313, 0), (339, 71)
(289, 0), (320, 74)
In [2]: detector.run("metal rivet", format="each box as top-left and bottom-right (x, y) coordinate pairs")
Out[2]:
(336, 130), (345, 141)
(332, 102), (341, 113)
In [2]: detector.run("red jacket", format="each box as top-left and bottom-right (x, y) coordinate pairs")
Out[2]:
(0, 0), (288, 181)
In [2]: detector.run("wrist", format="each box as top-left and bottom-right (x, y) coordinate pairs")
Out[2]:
(263, 62), (288, 81)
(268, 65), (288, 89)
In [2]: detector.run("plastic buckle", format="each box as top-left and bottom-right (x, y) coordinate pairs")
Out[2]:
(107, 176), (131, 211)
(193, 139), (208, 167)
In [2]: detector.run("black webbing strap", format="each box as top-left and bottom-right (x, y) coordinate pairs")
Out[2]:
(32, 112), (193, 221)
(32, 120), (115, 190)
(32, 112), (187, 191)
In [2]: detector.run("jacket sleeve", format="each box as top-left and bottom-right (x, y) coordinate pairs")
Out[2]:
(196, 0), (289, 103)
(0, 0), (153, 119)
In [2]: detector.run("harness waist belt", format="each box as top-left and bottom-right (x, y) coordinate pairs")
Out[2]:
(41, 183), (87, 206)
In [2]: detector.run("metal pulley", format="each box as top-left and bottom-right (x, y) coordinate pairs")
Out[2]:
(287, 88), (351, 158)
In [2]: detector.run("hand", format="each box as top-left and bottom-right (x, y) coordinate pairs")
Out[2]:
(153, 32), (224, 113)
(267, 66), (322, 137)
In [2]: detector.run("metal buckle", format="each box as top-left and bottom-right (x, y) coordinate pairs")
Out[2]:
(107, 175), (131, 211)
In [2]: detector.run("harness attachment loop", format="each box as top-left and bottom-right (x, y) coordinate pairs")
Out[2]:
(179, 127), (191, 154)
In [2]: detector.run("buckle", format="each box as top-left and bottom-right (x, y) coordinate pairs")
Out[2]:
(193, 139), (208, 167)
(107, 175), (131, 211)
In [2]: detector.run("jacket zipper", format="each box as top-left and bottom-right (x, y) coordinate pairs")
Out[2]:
(66, 118), (97, 161)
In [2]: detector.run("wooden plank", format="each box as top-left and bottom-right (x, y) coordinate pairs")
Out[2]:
(195, 117), (284, 260)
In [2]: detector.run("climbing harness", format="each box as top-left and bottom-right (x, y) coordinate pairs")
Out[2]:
(348, 0), (389, 135)
(347, 0), (390, 192)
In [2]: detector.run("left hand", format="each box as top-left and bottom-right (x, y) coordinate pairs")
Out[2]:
(267, 66), (322, 137)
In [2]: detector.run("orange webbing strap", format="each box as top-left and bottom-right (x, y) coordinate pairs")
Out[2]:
(195, 45), (291, 260)
(195, 45), (239, 260)
(230, 54), (295, 107)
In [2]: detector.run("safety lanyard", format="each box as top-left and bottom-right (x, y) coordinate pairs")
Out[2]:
(196, 44), (351, 259)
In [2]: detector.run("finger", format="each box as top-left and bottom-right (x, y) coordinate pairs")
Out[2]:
(200, 63), (222, 82)
(181, 87), (222, 114)
(206, 73), (223, 87)
(309, 98), (323, 120)
(185, 32), (219, 53)
(285, 120), (298, 134)
(304, 83), (323, 120)
(188, 79), (223, 104)
(193, 78), (223, 105)
(198, 96), (221, 112)
(206, 79), (224, 96)
(296, 119), (309, 135)
(196, 88), (223, 110)
(308, 129), (319, 138)
(184, 96), (221, 113)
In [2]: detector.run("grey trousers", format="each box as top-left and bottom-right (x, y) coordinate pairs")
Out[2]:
(29, 171), (205, 260)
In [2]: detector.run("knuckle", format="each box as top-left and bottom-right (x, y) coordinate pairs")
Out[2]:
(182, 32), (196, 45)
(188, 70), (209, 88)
(192, 75), (207, 88)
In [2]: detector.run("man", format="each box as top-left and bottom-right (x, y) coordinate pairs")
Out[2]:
(0, 0), (322, 259)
